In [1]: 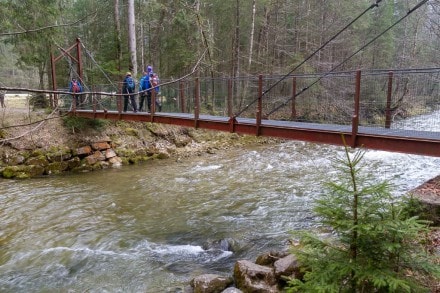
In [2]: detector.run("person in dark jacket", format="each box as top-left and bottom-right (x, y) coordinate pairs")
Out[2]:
(122, 72), (137, 112)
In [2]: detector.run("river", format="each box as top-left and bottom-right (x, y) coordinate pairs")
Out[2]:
(1, 114), (439, 292)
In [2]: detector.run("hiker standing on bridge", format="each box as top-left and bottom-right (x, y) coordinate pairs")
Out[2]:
(145, 65), (161, 112)
(69, 78), (83, 109)
(138, 70), (148, 112)
(122, 72), (137, 113)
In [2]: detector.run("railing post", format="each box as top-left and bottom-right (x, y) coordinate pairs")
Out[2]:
(50, 52), (57, 108)
(291, 76), (297, 120)
(228, 78), (233, 117)
(72, 95), (77, 113)
(150, 89), (156, 122)
(194, 78), (200, 128)
(117, 83), (122, 118)
(385, 71), (393, 129)
(92, 87), (97, 118)
(179, 80), (185, 113)
(76, 38), (83, 81)
(351, 70), (361, 148)
(151, 89), (156, 114)
(256, 74), (263, 136)
(228, 78), (236, 133)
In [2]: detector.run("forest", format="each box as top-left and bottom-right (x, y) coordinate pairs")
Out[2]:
(0, 0), (439, 88)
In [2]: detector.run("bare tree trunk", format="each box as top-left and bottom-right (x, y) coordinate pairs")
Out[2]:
(239, 0), (256, 115)
(140, 22), (145, 71)
(114, 0), (122, 72)
(233, 0), (240, 78)
(233, 0), (241, 109)
(248, 0), (256, 72)
(127, 0), (137, 76)
(195, 1), (215, 111)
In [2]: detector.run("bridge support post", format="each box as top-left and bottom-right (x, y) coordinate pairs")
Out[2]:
(179, 80), (186, 113)
(194, 78), (200, 129)
(50, 52), (57, 108)
(228, 79), (233, 117)
(351, 70), (361, 148)
(385, 71), (393, 129)
(92, 90), (97, 118)
(290, 76), (297, 121)
(228, 117), (237, 133)
(256, 74), (263, 136)
(50, 38), (84, 109)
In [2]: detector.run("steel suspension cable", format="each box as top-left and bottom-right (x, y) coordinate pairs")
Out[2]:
(266, 0), (429, 117)
(234, 0), (384, 117)
(81, 42), (119, 92)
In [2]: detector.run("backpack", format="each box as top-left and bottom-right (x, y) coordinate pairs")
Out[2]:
(150, 73), (159, 89)
(150, 73), (160, 93)
(126, 76), (135, 90)
(72, 81), (80, 93)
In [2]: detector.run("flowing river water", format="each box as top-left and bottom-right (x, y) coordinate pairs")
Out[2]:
(1, 112), (440, 292)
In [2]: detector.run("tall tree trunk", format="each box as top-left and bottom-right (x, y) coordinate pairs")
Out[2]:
(233, 0), (240, 78)
(248, 0), (256, 73)
(240, 0), (256, 115)
(114, 0), (122, 72)
(127, 0), (137, 76)
(233, 0), (241, 108)
(248, 0), (257, 74)
(195, 1), (215, 110)
(140, 22), (145, 71)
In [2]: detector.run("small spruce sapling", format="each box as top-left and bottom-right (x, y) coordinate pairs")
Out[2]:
(286, 144), (439, 293)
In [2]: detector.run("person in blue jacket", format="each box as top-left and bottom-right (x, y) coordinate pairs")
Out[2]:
(138, 70), (148, 112)
(122, 72), (137, 112)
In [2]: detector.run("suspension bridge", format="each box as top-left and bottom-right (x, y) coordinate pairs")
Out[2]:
(2, 0), (438, 156)
(63, 68), (440, 157)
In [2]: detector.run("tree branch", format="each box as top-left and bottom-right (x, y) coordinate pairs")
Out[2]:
(0, 12), (97, 37)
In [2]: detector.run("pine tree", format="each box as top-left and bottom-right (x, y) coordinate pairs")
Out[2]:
(287, 143), (439, 293)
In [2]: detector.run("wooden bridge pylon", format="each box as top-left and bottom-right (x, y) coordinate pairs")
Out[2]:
(50, 38), (83, 108)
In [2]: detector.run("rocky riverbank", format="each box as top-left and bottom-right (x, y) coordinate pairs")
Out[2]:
(0, 109), (279, 179)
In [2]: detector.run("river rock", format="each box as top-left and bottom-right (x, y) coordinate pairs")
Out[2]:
(203, 238), (236, 252)
(26, 155), (49, 167)
(233, 260), (279, 293)
(46, 147), (72, 162)
(91, 141), (111, 151)
(74, 145), (92, 156)
(8, 154), (26, 165)
(255, 251), (289, 267)
(221, 288), (243, 293)
(410, 175), (440, 225)
(1, 165), (44, 179)
(84, 151), (106, 165)
(157, 150), (170, 159)
(45, 161), (69, 175)
(105, 148), (117, 159)
(190, 274), (233, 293)
(67, 157), (81, 169)
(84, 155), (98, 165)
(273, 254), (302, 280)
